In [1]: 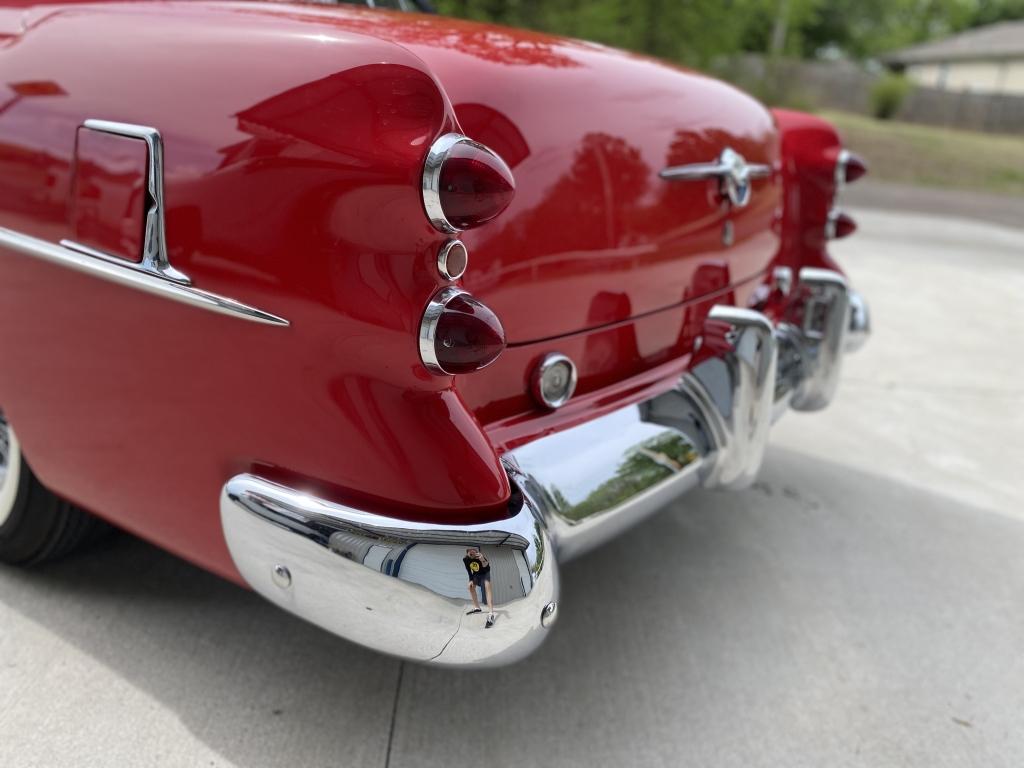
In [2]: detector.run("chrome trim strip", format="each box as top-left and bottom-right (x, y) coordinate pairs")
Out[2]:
(75, 119), (189, 284)
(0, 227), (289, 326)
(659, 147), (772, 208)
(422, 132), (471, 234)
(221, 473), (557, 667)
(59, 238), (190, 283)
(418, 286), (466, 374)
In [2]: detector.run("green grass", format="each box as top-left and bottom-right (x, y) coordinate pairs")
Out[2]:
(820, 111), (1024, 197)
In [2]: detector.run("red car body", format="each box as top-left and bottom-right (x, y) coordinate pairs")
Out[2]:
(0, 1), (868, 665)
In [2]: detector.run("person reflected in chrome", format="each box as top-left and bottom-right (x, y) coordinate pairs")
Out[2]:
(464, 546), (495, 628)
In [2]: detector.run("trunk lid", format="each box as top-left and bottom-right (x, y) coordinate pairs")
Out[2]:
(402, 19), (781, 344)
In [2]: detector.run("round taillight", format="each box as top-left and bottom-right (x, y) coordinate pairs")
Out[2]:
(835, 148), (868, 187)
(422, 133), (515, 234)
(842, 151), (867, 184)
(419, 287), (506, 375)
(826, 210), (857, 239)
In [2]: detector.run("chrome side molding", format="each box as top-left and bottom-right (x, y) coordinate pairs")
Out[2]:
(221, 474), (557, 667)
(0, 118), (287, 326)
(0, 228), (288, 326)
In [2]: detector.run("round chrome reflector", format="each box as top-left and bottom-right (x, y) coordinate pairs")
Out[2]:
(532, 353), (577, 409)
(437, 240), (468, 281)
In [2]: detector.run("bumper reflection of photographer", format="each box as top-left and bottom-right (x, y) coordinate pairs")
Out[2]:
(463, 547), (496, 628)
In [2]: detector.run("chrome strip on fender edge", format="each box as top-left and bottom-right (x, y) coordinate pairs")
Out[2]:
(0, 227), (289, 327)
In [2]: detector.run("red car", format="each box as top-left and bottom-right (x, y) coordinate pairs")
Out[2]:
(0, 0), (869, 666)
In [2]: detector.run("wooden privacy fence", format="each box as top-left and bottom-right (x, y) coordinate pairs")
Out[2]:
(898, 87), (1024, 134)
(716, 54), (1024, 135)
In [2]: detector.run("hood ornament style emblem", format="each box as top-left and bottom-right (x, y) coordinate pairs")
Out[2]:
(660, 147), (772, 208)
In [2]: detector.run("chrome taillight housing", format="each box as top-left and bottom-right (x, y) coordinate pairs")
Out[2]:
(834, 149), (868, 188)
(419, 287), (506, 375)
(827, 148), (867, 240)
(825, 209), (857, 240)
(422, 133), (515, 233)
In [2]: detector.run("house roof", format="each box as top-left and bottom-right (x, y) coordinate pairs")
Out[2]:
(883, 20), (1024, 65)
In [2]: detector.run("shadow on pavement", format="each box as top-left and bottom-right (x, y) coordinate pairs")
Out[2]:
(2, 445), (1023, 768)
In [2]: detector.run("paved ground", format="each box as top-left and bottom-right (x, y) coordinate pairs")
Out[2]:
(844, 179), (1023, 231)
(1, 208), (1023, 768)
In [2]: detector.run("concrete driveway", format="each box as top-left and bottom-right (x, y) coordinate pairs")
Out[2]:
(2, 208), (1023, 768)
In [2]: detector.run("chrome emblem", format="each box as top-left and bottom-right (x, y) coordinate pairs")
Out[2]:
(660, 147), (772, 208)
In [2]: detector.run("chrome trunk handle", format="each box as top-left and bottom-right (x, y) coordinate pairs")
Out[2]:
(660, 147), (772, 207)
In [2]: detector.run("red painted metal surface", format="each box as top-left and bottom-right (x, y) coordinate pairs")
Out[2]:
(771, 108), (846, 276)
(70, 127), (147, 262)
(397, 26), (781, 345)
(0, 2), (842, 581)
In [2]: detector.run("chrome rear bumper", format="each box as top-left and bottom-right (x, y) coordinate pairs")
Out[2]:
(221, 268), (869, 667)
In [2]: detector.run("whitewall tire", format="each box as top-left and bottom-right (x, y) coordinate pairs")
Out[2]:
(0, 410), (110, 565)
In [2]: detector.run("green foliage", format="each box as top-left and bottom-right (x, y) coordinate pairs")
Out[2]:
(434, 0), (769, 67)
(548, 434), (700, 523)
(431, 0), (1024, 65)
(870, 73), (912, 119)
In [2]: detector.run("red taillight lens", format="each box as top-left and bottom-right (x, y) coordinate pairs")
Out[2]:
(842, 151), (867, 184)
(438, 142), (514, 230)
(420, 288), (506, 375)
(827, 210), (857, 239)
(423, 133), (515, 233)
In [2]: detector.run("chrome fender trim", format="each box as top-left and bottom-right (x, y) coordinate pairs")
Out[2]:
(0, 227), (288, 326)
(221, 474), (557, 667)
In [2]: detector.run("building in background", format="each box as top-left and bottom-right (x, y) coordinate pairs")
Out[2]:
(883, 21), (1024, 95)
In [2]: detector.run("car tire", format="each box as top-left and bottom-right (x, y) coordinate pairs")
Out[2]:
(0, 411), (110, 565)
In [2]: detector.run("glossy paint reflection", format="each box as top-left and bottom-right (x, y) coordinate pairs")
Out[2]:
(0, 3), (513, 583)
(69, 127), (147, 262)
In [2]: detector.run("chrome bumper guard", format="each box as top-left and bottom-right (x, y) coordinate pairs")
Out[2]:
(221, 268), (869, 667)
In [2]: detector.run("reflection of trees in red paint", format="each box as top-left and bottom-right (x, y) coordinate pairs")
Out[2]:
(665, 127), (767, 171)
(226, 5), (582, 69)
(224, 64), (444, 168)
(480, 131), (651, 266)
(454, 103), (530, 169)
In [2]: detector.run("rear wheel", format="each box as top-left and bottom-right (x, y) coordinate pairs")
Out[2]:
(0, 411), (109, 564)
